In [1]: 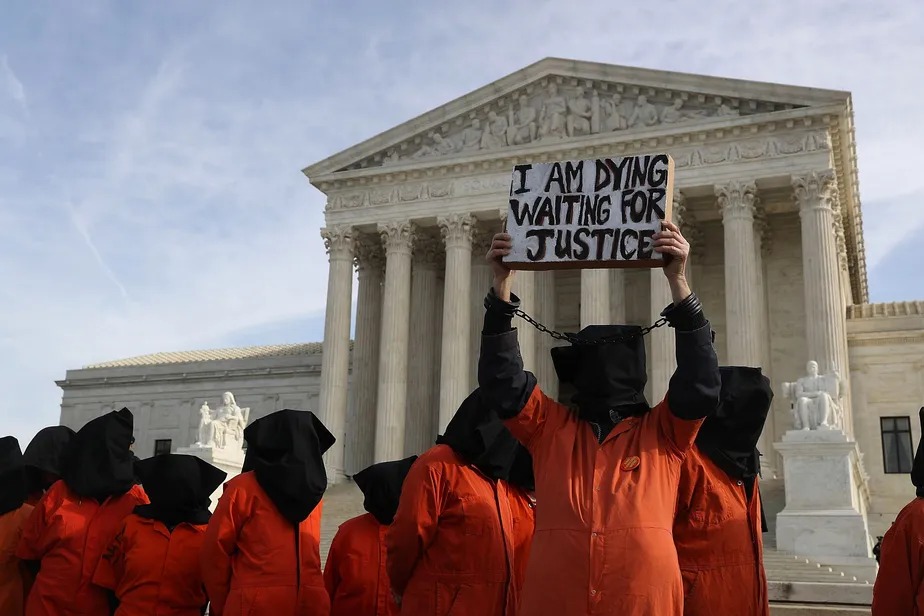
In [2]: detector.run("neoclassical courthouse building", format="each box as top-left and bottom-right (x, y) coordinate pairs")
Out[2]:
(59, 59), (923, 547)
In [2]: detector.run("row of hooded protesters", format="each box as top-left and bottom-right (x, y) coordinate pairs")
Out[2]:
(1, 225), (777, 616)
(0, 357), (772, 616)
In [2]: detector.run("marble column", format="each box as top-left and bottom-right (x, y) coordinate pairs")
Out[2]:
(535, 270), (559, 400)
(374, 221), (416, 463)
(673, 191), (697, 287)
(516, 270), (537, 372)
(793, 170), (852, 432)
(437, 214), (474, 433)
(716, 180), (764, 366)
(610, 270), (626, 323)
(405, 236), (442, 455)
(581, 269), (610, 328)
(648, 192), (685, 404)
(318, 226), (353, 481)
(344, 234), (383, 476)
(470, 227), (494, 389)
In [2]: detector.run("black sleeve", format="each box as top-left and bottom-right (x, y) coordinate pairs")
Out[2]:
(660, 293), (721, 420)
(479, 288), (538, 419)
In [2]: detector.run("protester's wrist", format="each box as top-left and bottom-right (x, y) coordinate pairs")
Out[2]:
(483, 287), (519, 335)
(666, 274), (691, 304)
(493, 275), (513, 303)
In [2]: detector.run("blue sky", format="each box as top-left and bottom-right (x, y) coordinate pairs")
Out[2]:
(2, 1), (923, 445)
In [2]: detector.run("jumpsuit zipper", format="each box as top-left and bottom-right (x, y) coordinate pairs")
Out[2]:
(492, 482), (512, 615)
(295, 525), (302, 612)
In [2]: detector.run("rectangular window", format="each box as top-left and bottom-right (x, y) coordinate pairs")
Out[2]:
(881, 416), (913, 474)
(153, 439), (172, 456)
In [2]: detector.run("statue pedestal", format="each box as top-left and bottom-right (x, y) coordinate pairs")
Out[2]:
(774, 429), (878, 581)
(175, 444), (245, 511)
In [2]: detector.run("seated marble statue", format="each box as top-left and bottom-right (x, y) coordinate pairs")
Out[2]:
(784, 360), (844, 431)
(194, 392), (250, 449)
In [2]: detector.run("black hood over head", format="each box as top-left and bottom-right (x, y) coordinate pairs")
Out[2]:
(550, 324), (650, 423)
(133, 454), (226, 527)
(353, 456), (417, 525)
(23, 426), (75, 495)
(911, 408), (924, 497)
(242, 409), (335, 524)
(696, 366), (773, 481)
(437, 389), (534, 490)
(0, 436), (26, 516)
(62, 409), (136, 500)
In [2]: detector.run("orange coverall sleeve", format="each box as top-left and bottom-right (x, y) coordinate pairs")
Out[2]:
(323, 527), (344, 600)
(503, 386), (567, 452)
(872, 513), (922, 615)
(92, 522), (127, 591)
(385, 458), (445, 596)
(15, 492), (52, 561)
(201, 486), (243, 616)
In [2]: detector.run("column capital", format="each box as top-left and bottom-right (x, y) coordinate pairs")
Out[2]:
(353, 233), (385, 273)
(792, 170), (836, 213)
(715, 180), (758, 221)
(320, 225), (353, 260)
(672, 191), (703, 251)
(831, 194), (849, 271)
(472, 224), (495, 257)
(438, 213), (475, 249)
(413, 234), (444, 267)
(378, 221), (417, 256)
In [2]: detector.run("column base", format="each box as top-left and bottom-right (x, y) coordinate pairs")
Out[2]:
(176, 445), (245, 511)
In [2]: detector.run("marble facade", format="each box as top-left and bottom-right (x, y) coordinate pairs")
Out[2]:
(57, 59), (924, 563)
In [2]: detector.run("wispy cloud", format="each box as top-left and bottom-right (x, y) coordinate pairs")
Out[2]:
(0, 0), (922, 445)
(0, 54), (26, 109)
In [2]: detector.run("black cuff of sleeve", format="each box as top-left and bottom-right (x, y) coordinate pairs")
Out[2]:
(660, 292), (707, 331)
(483, 288), (520, 335)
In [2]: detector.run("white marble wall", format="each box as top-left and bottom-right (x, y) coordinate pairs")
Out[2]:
(847, 305), (924, 538)
(58, 352), (326, 459)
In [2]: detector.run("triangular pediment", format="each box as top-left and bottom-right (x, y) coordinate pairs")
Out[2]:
(303, 58), (849, 178)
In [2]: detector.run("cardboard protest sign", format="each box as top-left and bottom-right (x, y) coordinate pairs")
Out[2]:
(503, 154), (674, 270)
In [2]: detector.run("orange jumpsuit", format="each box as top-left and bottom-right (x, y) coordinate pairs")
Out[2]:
(325, 512), (398, 616)
(0, 503), (34, 615)
(674, 446), (768, 615)
(16, 480), (148, 616)
(872, 497), (924, 615)
(503, 387), (699, 615)
(201, 470), (329, 616)
(93, 513), (209, 616)
(386, 444), (536, 616)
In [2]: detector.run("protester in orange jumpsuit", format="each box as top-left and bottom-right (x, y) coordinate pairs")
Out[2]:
(201, 409), (334, 616)
(0, 436), (34, 615)
(386, 389), (537, 616)
(872, 407), (924, 615)
(479, 221), (720, 615)
(93, 453), (226, 615)
(674, 365), (773, 616)
(325, 455), (417, 616)
(22, 426), (75, 506)
(16, 408), (148, 616)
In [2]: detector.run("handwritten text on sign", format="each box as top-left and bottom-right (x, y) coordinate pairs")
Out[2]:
(504, 154), (674, 269)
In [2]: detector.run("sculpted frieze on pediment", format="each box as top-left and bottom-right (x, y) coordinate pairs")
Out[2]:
(339, 76), (807, 172)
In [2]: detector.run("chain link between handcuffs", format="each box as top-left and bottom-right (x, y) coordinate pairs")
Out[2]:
(513, 309), (669, 346)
